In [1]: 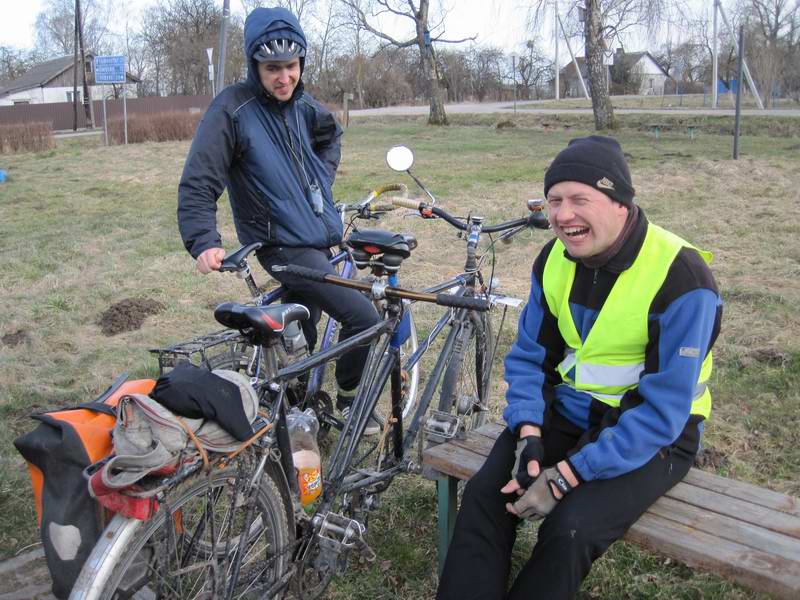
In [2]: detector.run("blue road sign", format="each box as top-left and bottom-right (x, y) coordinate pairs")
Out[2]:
(94, 56), (126, 84)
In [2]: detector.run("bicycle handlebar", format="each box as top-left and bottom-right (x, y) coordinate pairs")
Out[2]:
(275, 265), (491, 312)
(390, 197), (550, 233)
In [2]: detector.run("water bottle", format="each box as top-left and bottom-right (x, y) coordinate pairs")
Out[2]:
(286, 407), (322, 508)
(282, 320), (308, 358)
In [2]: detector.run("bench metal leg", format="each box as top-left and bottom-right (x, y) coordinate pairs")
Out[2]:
(437, 475), (458, 575)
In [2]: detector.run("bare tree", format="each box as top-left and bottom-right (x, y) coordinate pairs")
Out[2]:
(341, 0), (475, 125)
(742, 0), (800, 106)
(35, 0), (111, 57)
(517, 40), (553, 99)
(0, 47), (35, 81)
(240, 0), (318, 24)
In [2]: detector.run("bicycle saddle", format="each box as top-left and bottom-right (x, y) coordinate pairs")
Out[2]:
(347, 229), (417, 257)
(219, 242), (264, 272)
(214, 302), (310, 345)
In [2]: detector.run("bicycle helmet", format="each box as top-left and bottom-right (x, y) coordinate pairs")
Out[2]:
(253, 38), (306, 63)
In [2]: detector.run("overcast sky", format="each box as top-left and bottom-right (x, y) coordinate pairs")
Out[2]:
(0, 0), (705, 59)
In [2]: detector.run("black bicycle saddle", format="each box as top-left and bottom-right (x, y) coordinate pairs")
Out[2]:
(346, 229), (416, 257)
(214, 302), (309, 345)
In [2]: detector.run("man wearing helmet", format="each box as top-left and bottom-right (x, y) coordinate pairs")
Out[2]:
(178, 7), (380, 429)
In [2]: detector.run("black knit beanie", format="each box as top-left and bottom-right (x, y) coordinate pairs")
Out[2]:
(544, 135), (635, 206)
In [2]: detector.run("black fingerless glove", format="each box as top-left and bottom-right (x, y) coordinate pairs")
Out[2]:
(513, 435), (544, 489)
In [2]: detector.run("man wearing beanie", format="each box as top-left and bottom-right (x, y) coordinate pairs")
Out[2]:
(438, 136), (722, 599)
(178, 7), (380, 430)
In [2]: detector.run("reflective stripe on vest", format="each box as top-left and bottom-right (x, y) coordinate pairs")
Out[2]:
(544, 223), (713, 418)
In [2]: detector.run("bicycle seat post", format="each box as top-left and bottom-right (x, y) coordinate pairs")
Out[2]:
(236, 261), (262, 300)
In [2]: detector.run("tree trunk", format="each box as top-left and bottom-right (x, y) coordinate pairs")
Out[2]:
(416, 0), (447, 125)
(422, 45), (447, 125)
(584, 0), (615, 130)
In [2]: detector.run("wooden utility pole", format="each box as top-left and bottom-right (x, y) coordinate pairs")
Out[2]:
(76, 0), (93, 127)
(72, 0), (79, 131)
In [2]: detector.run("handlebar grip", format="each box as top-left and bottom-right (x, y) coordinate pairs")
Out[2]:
(274, 264), (330, 283)
(391, 197), (424, 211)
(528, 211), (551, 230)
(435, 293), (491, 312)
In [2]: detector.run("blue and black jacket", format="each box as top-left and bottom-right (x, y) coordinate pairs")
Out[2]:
(503, 209), (722, 482)
(178, 7), (343, 257)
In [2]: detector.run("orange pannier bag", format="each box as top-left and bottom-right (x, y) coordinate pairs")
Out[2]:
(14, 375), (155, 600)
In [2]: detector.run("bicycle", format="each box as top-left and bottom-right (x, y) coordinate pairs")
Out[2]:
(71, 237), (494, 599)
(382, 145), (550, 437)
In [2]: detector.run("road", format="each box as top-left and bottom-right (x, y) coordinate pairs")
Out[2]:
(350, 101), (800, 118)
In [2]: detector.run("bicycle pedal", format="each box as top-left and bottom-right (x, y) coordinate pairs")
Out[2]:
(315, 512), (374, 564)
(424, 410), (465, 444)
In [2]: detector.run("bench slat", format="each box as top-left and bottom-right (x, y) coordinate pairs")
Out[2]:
(647, 495), (800, 562)
(683, 469), (800, 518)
(627, 512), (800, 599)
(665, 481), (800, 538)
(424, 442), (487, 482)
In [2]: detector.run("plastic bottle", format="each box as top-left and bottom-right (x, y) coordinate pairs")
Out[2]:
(286, 407), (322, 508)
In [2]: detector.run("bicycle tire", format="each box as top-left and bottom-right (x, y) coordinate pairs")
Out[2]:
(437, 311), (494, 431)
(71, 466), (292, 600)
(372, 305), (420, 428)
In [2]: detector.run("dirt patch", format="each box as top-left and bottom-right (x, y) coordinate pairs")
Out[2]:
(98, 297), (165, 336)
(1, 329), (30, 347)
(694, 446), (729, 471)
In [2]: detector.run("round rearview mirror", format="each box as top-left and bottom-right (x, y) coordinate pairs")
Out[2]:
(386, 145), (414, 172)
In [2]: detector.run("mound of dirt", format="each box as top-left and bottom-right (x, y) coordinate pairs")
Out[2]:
(495, 119), (516, 129)
(98, 297), (165, 336)
(1, 329), (30, 347)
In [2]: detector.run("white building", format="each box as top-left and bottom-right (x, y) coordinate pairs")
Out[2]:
(612, 50), (671, 95)
(0, 54), (138, 106)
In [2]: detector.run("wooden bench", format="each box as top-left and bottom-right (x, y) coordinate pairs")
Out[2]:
(423, 422), (800, 599)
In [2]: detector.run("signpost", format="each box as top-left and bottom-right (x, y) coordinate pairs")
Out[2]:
(94, 55), (127, 145)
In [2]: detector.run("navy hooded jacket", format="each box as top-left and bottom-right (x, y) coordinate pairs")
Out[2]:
(178, 7), (343, 257)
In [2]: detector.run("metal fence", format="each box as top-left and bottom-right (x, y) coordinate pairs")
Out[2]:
(0, 95), (211, 131)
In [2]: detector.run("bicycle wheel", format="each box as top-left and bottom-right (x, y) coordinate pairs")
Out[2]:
(72, 466), (292, 600)
(437, 311), (494, 431)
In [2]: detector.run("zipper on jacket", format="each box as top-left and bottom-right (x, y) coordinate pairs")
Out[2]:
(593, 268), (599, 285)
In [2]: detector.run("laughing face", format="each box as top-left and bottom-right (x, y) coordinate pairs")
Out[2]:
(546, 181), (629, 258)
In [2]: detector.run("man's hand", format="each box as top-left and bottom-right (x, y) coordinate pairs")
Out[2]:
(196, 247), (226, 274)
(506, 461), (579, 520)
(500, 424), (543, 496)
(510, 435), (544, 492)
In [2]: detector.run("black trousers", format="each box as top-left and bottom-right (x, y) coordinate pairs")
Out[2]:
(257, 246), (379, 396)
(437, 411), (693, 600)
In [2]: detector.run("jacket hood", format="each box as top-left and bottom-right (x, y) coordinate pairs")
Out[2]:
(244, 7), (307, 90)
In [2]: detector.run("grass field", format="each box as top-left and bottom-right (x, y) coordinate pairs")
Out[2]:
(1, 113), (799, 598)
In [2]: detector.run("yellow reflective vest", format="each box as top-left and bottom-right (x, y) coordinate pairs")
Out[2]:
(542, 223), (713, 419)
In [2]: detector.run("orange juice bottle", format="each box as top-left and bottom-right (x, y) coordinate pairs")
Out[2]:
(286, 408), (322, 507)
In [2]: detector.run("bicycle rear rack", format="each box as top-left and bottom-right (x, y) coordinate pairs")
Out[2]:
(149, 329), (246, 375)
